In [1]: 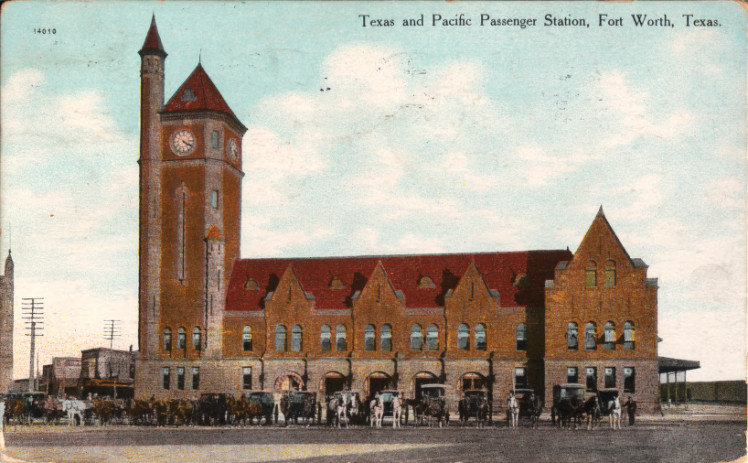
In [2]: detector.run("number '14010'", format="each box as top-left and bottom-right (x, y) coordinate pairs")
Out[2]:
(33, 28), (56, 34)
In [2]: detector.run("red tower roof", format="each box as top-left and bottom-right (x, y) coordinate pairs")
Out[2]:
(139, 15), (167, 58)
(162, 63), (239, 120)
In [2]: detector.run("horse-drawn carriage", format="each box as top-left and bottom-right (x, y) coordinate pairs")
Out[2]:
(458, 390), (489, 426)
(280, 391), (316, 425)
(413, 384), (449, 427)
(246, 391), (275, 425)
(507, 388), (543, 428)
(551, 383), (585, 427)
(2, 392), (46, 425)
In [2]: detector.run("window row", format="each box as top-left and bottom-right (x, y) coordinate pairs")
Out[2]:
(566, 321), (635, 350)
(266, 323), (530, 352)
(163, 327), (202, 351)
(585, 260), (617, 288)
(162, 366), (200, 390)
(565, 366), (636, 393)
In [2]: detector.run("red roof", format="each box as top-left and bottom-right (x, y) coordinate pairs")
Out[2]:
(163, 63), (238, 119)
(139, 15), (166, 57)
(226, 250), (571, 311)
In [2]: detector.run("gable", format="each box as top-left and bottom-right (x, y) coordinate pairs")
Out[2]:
(569, 208), (633, 272)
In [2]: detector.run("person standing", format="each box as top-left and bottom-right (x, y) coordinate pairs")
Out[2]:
(624, 396), (637, 426)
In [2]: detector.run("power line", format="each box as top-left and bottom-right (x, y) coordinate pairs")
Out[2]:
(103, 319), (122, 350)
(22, 297), (44, 392)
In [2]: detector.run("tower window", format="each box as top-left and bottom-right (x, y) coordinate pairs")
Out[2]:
(516, 323), (527, 351)
(586, 260), (597, 287)
(242, 326), (252, 351)
(426, 324), (439, 351)
(191, 367), (200, 390)
(410, 324), (423, 350)
(192, 327), (201, 350)
(163, 328), (172, 351)
(291, 324), (303, 352)
(605, 260), (616, 288)
(584, 322), (597, 350)
(364, 324), (376, 351)
(603, 322), (616, 350)
(381, 324), (392, 352)
(211, 130), (219, 150)
(475, 323), (487, 350)
(162, 367), (171, 390)
(623, 321), (635, 350)
(336, 324), (347, 351)
(181, 87), (196, 102)
(457, 323), (469, 350)
(242, 367), (252, 390)
(320, 325), (331, 351)
(177, 327), (186, 349)
(275, 324), (287, 352)
(567, 322), (578, 350)
(211, 190), (219, 209)
(177, 367), (185, 390)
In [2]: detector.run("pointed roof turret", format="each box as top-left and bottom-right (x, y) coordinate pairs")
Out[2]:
(163, 63), (245, 130)
(139, 14), (167, 58)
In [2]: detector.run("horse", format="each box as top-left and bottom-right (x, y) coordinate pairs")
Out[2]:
(42, 397), (64, 425)
(336, 393), (349, 428)
(555, 396), (584, 430)
(391, 395), (402, 428)
(525, 394), (543, 429)
(414, 398), (445, 428)
(92, 399), (116, 426)
(326, 396), (338, 426)
(507, 394), (519, 429)
(151, 399), (169, 426)
(4, 400), (25, 425)
(583, 396), (600, 430)
(127, 399), (152, 426)
(62, 399), (88, 426)
(348, 394), (360, 426)
(476, 397), (489, 428)
(369, 396), (383, 428)
(608, 397), (622, 430)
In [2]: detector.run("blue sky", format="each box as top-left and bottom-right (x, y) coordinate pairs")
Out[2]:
(1, 1), (745, 381)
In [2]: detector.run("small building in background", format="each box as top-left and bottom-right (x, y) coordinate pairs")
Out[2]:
(79, 347), (137, 399)
(40, 357), (81, 397)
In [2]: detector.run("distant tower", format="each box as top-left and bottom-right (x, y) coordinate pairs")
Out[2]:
(0, 250), (14, 394)
(136, 16), (246, 396)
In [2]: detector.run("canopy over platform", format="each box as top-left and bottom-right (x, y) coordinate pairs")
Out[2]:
(658, 356), (701, 374)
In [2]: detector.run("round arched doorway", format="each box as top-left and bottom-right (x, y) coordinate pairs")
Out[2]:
(364, 371), (392, 399)
(320, 371), (347, 399)
(274, 372), (304, 393)
(459, 372), (487, 392)
(411, 371), (439, 401)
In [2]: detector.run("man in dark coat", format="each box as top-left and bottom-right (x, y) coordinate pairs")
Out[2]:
(624, 396), (637, 426)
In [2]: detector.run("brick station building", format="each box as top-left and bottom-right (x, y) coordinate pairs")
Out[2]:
(134, 18), (660, 413)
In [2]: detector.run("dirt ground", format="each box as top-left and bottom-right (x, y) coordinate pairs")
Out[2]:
(1, 419), (745, 463)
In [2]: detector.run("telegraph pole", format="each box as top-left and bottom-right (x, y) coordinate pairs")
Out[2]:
(103, 319), (122, 349)
(22, 298), (44, 392)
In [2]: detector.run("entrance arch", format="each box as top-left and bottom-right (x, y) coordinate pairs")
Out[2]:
(274, 372), (304, 393)
(411, 371), (439, 401)
(364, 371), (392, 399)
(320, 371), (347, 399)
(459, 372), (487, 392)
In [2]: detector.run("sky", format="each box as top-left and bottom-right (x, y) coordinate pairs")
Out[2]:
(0, 1), (745, 382)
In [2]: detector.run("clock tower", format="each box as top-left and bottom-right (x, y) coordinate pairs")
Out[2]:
(137, 16), (247, 394)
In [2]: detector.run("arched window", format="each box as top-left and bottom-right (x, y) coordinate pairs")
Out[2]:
(603, 322), (616, 350)
(475, 323), (487, 350)
(586, 260), (597, 288)
(336, 324), (347, 351)
(163, 328), (172, 351)
(192, 327), (201, 350)
(605, 260), (616, 288)
(275, 324), (287, 351)
(410, 324), (423, 350)
(320, 325), (331, 351)
(364, 324), (376, 351)
(567, 322), (578, 350)
(457, 323), (469, 350)
(426, 324), (439, 351)
(291, 324), (303, 352)
(515, 323), (527, 351)
(584, 322), (596, 350)
(381, 324), (392, 352)
(242, 326), (252, 351)
(623, 321), (635, 350)
(177, 327), (186, 349)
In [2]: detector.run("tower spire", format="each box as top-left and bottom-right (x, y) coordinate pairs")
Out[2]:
(139, 14), (167, 58)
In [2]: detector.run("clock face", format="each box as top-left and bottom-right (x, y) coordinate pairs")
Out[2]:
(227, 138), (239, 161)
(170, 129), (195, 156)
